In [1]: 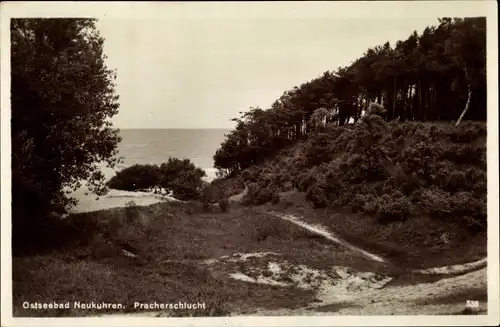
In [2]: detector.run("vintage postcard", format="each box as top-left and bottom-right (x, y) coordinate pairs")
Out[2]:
(1, 1), (498, 326)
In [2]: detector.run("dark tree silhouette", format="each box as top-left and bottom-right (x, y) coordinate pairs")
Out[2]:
(214, 17), (486, 175)
(11, 19), (122, 244)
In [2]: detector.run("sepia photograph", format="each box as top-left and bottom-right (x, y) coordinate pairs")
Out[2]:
(1, 1), (499, 326)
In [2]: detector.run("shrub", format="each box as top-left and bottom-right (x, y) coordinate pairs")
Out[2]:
(305, 132), (335, 165)
(375, 194), (413, 223)
(449, 191), (485, 219)
(242, 167), (261, 183)
(297, 173), (315, 193)
(169, 184), (202, 202)
(159, 158), (207, 200)
(227, 117), (486, 231)
(344, 155), (388, 183)
(351, 194), (374, 213)
(200, 183), (215, 209)
(271, 193), (280, 204)
(107, 158), (206, 201)
(242, 183), (279, 206)
(415, 187), (452, 219)
(442, 143), (486, 165)
(107, 164), (162, 191)
(446, 122), (486, 143)
(218, 198), (230, 212)
(305, 183), (328, 208)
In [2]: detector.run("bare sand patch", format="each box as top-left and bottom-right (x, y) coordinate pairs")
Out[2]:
(412, 257), (487, 275)
(68, 185), (181, 214)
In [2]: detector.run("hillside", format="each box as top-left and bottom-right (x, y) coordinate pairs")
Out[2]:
(11, 115), (488, 317)
(12, 198), (487, 317)
(215, 116), (487, 268)
(9, 15), (490, 319)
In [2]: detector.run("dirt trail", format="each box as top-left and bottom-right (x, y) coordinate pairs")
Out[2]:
(229, 185), (248, 203)
(270, 211), (487, 277)
(269, 212), (387, 263)
(239, 266), (487, 316)
(413, 257), (487, 275)
(98, 208), (488, 317)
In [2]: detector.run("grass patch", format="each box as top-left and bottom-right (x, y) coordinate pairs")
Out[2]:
(414, 288), (487, 306)
(13, 202), (339, 317)
(224, 121), (487, 264)
(273, 202), (486, 270)
(309, 302), (362, 313)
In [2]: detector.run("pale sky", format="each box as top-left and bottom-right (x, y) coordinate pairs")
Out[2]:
(96, 16), (443, 129)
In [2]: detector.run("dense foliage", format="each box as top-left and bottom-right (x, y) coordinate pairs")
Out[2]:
(107, 158), (207, 201)
(214, 17), (486, 175)
(238, 111), (487, 230)
(11, 19), (121, 245)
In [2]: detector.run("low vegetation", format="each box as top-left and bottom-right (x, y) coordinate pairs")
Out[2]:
(11, 17), (488, 318)
(235, 115), (486, 232)
(13, 201), (353, 317)
(107, 157), (207, 201)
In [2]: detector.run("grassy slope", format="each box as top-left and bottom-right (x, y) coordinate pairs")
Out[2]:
(13, 201), (393, 317)
(12, 120), (488, 317)
(267, 193), (486, 270)
(226, 120), (487, 266)
(13, 198), (486, 317)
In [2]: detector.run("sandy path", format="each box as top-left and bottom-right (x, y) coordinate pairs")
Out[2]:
(91, 192), (488, 317)
(241, 266), (487, 316)
(231, 212), (488, 316)
(270, 212), (488, 276)
(414, 257), (487, 275)
(229, 185), (248, 203)
(269, 212), (387, 263)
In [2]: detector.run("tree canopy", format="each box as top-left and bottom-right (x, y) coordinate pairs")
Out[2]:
(11, 19), (122, 236)
(214, 17), (486, 176)
(106, 158), (207, 201)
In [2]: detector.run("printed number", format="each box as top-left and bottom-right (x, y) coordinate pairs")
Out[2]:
(466, 300), (479, 308)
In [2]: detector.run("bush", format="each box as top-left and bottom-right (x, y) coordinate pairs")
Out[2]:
(107, 158), (206, 201)
(242, 167), (261, 183)
(227, 117), (486, 230)
(351, 193), (374, 213)
(242, 183), (279, 206)
(442, 143), (486, 165)
(305, 183), (328, 208)
(159, 158), (207, 200)
(449, 191), (485, 219)
(297, 167), (325, 193)
(218, 198), (230, 212)
(415, 187), (452, 219)
(200, 183), (216, 209)
(271, 193), (281, 204)
(305, 132), (335, 165)
(374, 194), (413, 223)
(446, 122), (486, 143)
(107, 164), (162, 191)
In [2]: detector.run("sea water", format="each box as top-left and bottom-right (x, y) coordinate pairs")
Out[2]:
(70, 128), (230, 213)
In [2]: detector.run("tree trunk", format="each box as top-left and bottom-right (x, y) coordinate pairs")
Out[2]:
(402, 82), (408, 121)
(417, 79), (423, 121)
(456, 88), (472, 127)
(408, 88), (412, 121)
(432, 84), (437, 119)
(392, 76), (397, 120)
(455, 67), (472, 127)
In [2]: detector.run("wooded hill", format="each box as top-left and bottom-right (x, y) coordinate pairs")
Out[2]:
(213, 17), (486, 176)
